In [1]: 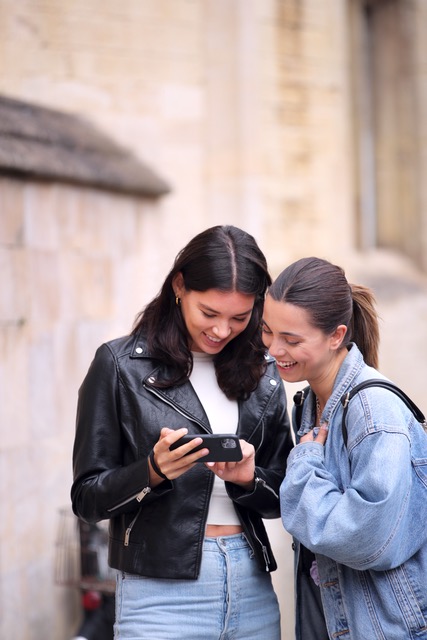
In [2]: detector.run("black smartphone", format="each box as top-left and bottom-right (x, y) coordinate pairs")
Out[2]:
(169, 434), (243, 462)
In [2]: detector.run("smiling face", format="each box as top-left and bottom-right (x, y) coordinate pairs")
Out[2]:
(173, 274), (255, 353)
(261, 294), (347, 385)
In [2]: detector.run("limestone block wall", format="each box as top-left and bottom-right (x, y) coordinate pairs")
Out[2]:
(0, 0), (363, 271)
(0, 0), (426, 272)
(0, 176), (176, 639)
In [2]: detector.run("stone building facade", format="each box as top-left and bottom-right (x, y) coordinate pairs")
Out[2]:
(1, 1), (427, 638)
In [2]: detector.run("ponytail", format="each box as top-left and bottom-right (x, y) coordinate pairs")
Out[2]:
(348, 284), (379, 368)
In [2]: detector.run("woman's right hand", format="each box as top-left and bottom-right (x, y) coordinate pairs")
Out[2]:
(299, 422), (329, 446)
(148, 427), (209, 485)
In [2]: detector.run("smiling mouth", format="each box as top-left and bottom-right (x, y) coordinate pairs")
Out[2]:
(276, 360), (297, 369)
(204, 334), (223, 344)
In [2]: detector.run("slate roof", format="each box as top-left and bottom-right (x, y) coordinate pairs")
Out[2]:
(0, 95), (171, 197)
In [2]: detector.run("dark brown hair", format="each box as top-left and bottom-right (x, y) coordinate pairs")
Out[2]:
(132, 225), (272, 399)
(268, 257), (379, 368)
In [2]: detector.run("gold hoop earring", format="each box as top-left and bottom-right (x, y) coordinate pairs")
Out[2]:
(175, 296), (181, 306)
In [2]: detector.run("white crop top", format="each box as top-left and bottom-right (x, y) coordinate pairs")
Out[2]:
(190, 352), (241, 526)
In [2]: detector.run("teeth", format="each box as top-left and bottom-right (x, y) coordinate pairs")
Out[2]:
(277, 361), (296, 368)
(206, 335), (221, 343)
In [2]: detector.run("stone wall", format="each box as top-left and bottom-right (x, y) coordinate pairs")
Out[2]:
(0, 177), (182, 638)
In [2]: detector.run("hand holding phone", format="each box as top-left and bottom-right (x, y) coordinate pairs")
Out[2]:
(169, 433), (242, 463)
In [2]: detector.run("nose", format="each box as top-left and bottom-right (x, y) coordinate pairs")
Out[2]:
(212, 321), (232, 339)
(267, 337), (286, 358)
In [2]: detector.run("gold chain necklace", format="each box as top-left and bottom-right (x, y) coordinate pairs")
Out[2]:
(315, 397), (322, 426)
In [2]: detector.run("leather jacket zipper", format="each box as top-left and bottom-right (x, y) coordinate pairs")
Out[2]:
(144, 384), (208, 430)
(124, 509), (142, 546)
(253, 476), (277, 569)
(248, 515), (271, 571)
(255, 475), (279, 500)
(107, 486), (151, 512)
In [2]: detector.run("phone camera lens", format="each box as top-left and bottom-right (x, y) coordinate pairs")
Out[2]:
(221, 438), (236, 449)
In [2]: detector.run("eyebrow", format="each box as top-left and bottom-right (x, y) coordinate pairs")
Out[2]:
(261, 319), (301, 337)
(200, 303), (253, 317)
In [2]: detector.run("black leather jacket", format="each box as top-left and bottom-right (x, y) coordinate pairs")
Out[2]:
(71, 331), (293, 579)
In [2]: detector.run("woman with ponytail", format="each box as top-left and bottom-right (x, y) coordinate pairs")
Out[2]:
(262, 257), (427, 640)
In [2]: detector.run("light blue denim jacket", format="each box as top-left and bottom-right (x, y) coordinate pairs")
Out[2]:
(280, 343), (427, 640)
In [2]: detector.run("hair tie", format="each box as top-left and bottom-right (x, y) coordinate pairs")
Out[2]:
(149, 449), (168, 480)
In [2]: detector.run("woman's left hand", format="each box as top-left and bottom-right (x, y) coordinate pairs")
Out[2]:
(205, 439), (255, 490)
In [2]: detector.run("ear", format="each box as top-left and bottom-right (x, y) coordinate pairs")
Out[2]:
(330, 325), (347, 350)
(172, 272), (184, 297)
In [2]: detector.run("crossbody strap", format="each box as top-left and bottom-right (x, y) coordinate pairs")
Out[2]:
(340, 379), (426, 447)
(293, 386), (310, 439)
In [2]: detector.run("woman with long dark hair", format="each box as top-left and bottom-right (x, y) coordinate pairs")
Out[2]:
(72, 225), (293, 639)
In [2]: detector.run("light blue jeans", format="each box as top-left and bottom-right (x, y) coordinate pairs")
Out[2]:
(114, 533), (281, 639)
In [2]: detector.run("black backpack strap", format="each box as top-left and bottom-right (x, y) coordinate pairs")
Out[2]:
(293, 385), (310, 439)
(340, 379), (426, 447)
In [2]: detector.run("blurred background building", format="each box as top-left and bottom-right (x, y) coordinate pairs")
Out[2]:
(1, 1), (426, 638)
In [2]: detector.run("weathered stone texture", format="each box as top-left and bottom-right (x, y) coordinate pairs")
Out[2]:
(0, 177), (167, 639)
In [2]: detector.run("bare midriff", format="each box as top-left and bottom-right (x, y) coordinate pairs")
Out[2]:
(205, 524), (243, 537)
